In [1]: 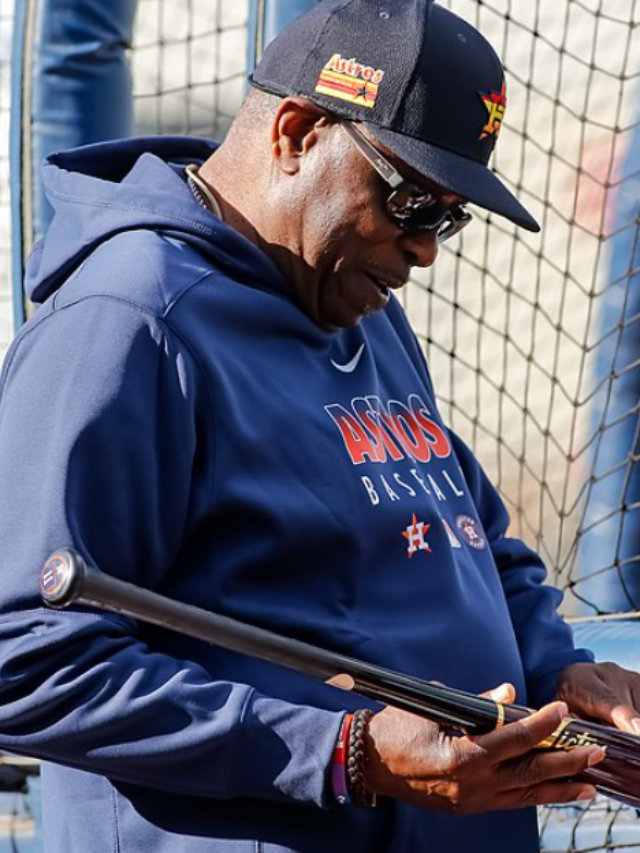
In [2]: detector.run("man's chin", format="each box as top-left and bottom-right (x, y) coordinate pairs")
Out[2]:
(313, 281), (389, 330)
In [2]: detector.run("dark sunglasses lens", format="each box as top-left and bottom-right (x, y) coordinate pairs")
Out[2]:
(388, 185), (434, 214)
(387, 184), (472, 240)
(394, 205), (472, 242)
(388, 195), (444, 230)
(436, 208), (473, 243)
(391, 202), (448, 232)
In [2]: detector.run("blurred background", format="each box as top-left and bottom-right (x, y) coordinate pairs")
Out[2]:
(0, 0), (639, 850)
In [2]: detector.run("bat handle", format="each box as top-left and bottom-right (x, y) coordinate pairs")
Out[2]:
(40, 548), (90, 607)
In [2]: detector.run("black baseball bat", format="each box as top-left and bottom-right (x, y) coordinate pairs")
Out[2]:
(40, 548), (640, 809)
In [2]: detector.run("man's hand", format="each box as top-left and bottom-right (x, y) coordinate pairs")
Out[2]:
(363, 699), (604, 815)
(557, 662), (640, 734)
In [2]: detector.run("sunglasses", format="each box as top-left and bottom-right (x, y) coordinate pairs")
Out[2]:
(341, 122), (472, 243)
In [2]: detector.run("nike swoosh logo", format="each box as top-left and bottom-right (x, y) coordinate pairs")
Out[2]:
(331, 343), (366, 374)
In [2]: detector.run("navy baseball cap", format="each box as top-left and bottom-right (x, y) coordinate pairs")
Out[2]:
(251, 0), (539, 232)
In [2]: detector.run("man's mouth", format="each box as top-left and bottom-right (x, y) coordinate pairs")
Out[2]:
(365, 267), (408, 295)
(371, 276), (390, 297)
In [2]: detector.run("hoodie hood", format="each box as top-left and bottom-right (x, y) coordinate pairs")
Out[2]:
(27, 136), (286, 304)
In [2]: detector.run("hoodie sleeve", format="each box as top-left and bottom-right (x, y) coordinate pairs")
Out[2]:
(449, 433), (594, 708)
(0, 293), (342, 805)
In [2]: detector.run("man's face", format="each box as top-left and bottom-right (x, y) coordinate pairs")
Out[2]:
(281, 121), (459, 330)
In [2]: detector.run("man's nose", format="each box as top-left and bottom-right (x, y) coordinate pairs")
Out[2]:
(400, 229), (439, 268)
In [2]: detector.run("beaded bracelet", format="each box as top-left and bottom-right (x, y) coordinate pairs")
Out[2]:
(346, 709), (377, 808)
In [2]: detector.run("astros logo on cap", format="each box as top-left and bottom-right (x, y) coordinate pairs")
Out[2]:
(479, 82), (507, 141)
(315, 53), (385, 109)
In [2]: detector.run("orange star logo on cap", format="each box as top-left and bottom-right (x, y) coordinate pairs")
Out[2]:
(479, 81), (507, 141)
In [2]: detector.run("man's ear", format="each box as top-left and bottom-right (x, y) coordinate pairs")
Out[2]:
(271, 97), (334, 175)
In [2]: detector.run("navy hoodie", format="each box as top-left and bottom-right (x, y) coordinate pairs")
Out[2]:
(0, 137), (592, 852)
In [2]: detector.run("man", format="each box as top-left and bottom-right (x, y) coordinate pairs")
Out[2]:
(0, 1), (639, 851)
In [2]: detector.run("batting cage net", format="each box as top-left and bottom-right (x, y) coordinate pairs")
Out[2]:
(422, 1), (640, 624)
(130, 0), (247, 140)
(1, 0), (640, 850)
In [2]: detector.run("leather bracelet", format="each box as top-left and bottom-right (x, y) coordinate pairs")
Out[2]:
(346, 709), (377, 807)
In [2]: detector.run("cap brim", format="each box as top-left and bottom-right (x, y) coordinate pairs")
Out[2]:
(364, 124), (540, 233)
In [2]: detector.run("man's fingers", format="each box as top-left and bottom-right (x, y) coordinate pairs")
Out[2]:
(477, 701), (569, 761)
(576, 685), (640, 734)
(494, 781), (597, 810)
(481, 682), (516, 704)
(569, 673), (630, 721)
(610, 704), (640, 735)
(503, 743), (606, 791)
(558, 662), (640, 733)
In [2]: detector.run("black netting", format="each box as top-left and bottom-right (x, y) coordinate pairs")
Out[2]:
(416, 1), (640, 619)
(131, 0), (248, 138)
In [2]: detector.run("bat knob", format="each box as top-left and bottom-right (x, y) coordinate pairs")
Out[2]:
(40, 548), (85, 608)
